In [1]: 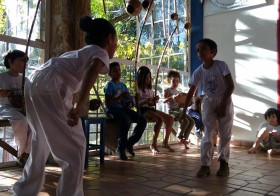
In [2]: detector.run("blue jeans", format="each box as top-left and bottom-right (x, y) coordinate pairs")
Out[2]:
(108, 109), (147, 151)
(188, 108), (203, 133)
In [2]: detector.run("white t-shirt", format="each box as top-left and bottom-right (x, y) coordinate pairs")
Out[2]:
(138, 88), (154, 108)
(164, 87), (180, 110)
(258, 122), (280, 135)
(189, 60), (231, 97)
(0, 72), (22, 106)
(34, 44), (110, 93)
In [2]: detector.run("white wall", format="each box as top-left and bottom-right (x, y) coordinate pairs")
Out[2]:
(203, 1), (278, 141)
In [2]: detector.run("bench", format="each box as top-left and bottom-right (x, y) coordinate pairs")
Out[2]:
(0, 119), (18, 158)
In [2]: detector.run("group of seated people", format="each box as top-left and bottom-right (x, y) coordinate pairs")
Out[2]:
(103, 62), (206, 160)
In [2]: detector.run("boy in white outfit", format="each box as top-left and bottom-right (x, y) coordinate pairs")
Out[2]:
(181, 38), (234, 177)
(0, 50), (31, 166)
(13, 17), (118, 196)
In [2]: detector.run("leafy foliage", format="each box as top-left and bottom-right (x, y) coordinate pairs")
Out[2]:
(0, 0), (6, 34)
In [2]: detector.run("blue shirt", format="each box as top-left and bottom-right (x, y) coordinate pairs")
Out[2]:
(104, 80), (129, 111)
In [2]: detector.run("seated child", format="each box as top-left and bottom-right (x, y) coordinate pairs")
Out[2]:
(104, 62), (147, 160)
(248, 108), (280, 155)
(137, 66), (174, 154)
(0, 50), (31, 166)
(163, 70), (194, 149)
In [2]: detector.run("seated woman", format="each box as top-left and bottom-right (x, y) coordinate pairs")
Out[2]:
(0, 49), (31, 166)
(248, 108), (280, 155)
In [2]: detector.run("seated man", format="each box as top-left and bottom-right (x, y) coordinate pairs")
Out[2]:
(248, 108), (280, 155)
(0, 50), (31, 166)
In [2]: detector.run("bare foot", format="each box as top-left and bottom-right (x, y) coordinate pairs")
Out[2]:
(178, 138), (189, 150)
(162, 143), (175, 152)
(248, 147), (256, 154)
(150, 145), (160, 155)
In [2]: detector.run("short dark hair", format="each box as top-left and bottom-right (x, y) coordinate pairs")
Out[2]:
(167, 70), (180, 79)
(2, 49), (28, 69)
(79, 16), (116, 47)
(264, 108), (280, 121)
(197, 38), (218, 57)
(109, 62), (120, 71)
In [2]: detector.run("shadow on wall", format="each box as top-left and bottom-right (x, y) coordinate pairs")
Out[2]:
(204, 2), (277, 142)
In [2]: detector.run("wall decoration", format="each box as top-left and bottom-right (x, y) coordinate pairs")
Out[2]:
(204, 0), (267, 16)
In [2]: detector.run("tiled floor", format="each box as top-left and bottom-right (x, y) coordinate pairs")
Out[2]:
(1, 144), (280, 196)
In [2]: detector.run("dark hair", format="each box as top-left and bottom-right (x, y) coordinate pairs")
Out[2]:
(197, 38), (218, 57)
(264, 108), (280, 121)
(3, 49), (28, 69)
(79, 16), (116, 47)
(167, 70), (181, 79)
(109, 61), (120, 71)
(137, 66), (152, 90)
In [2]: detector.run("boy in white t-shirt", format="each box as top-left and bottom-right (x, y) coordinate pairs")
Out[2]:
(181, 38), (234, 177)
(248, 108), (280, 155)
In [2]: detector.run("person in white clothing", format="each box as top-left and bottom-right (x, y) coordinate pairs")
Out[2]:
(13, 16), (118, 196)
(181, 38), (234, 177)
(0, 49), (31, 166)
(248, 108), (280, 155)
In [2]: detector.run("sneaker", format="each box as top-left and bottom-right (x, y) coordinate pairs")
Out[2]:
(116, 148), (128, 160)
(217, 160), (229, 176)
(127, 145), (135, 156)
(197, 166), (210, 177)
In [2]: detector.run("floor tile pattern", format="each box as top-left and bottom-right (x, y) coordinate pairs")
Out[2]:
(1, 144), (280, 195)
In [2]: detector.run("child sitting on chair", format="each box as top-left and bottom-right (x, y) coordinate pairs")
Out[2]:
(0, 49), (31, 166)
(104, 62), (147, 160)
(248, 108), (280, 155)
(163, 70), (194, 149)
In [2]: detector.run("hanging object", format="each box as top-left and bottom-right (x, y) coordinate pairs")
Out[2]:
(184, 0), (191, 39)
(171, 13), (178, 20)
(173, 0), (179, 33)
(126, 0), (142, 16)
(142, 0), (155, 11)
(154, 26), (178, 108)
(21, 0), (41, 113)
(134, 0), (154, 115)
(103, 0), (106, 15)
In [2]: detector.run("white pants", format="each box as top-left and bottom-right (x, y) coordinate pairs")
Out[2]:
(201, 95), (233, 166)
(13, 69), (86, 196)
(0, 106), (31, 157)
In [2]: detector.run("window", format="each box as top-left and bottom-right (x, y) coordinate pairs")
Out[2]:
(0, 0), (48, 164)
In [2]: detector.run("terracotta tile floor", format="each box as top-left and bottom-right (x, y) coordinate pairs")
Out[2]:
(1, 144), (280, 196)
